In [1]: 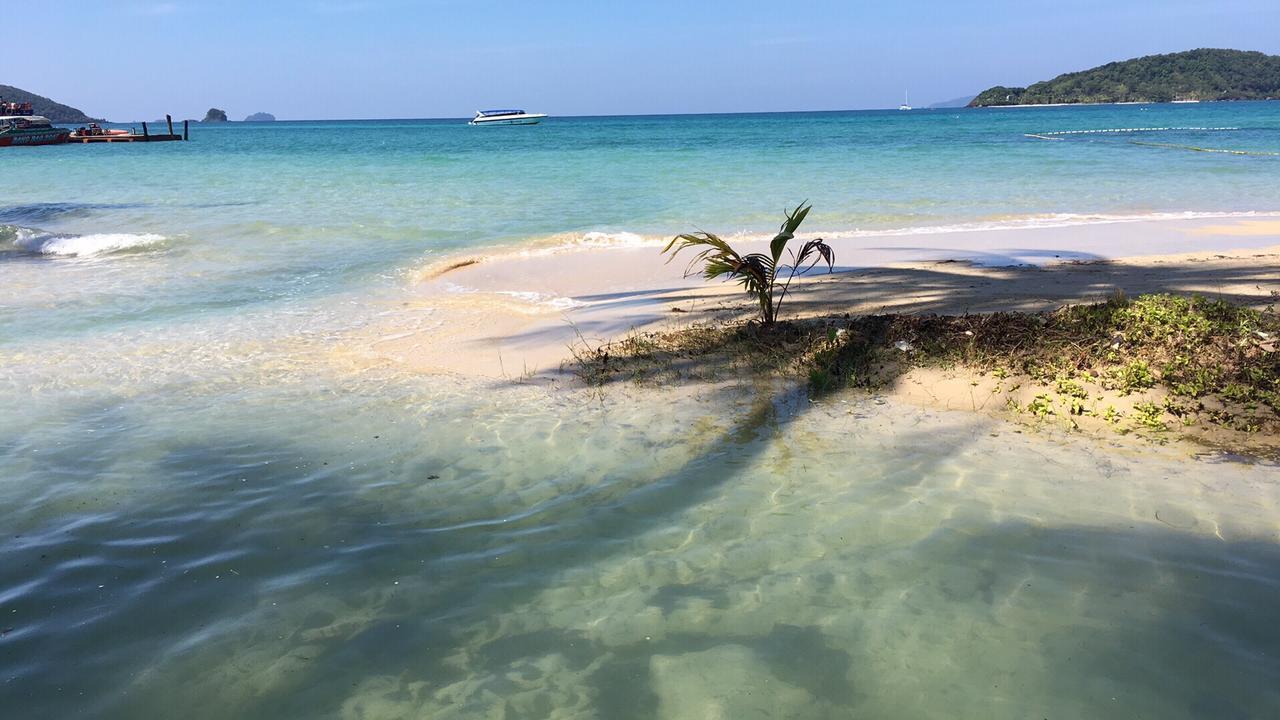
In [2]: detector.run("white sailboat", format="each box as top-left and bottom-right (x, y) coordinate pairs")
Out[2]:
(898, 91), (912, 111)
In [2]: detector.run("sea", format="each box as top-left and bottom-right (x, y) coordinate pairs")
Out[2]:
(2, 103), (1280, 718)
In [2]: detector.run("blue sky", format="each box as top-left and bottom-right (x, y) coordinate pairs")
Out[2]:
(8, 0), (1279, 120)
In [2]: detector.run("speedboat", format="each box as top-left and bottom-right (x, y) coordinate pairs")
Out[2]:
(469, 109), (547, 126)
(0, 115), (71, 147)
(69, 123), (130, 139)
(0, 102), (71, 147)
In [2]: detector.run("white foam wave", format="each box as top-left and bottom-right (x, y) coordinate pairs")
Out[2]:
(441, 282), (586, 310)
(495, 290), (586, 310)
(10, 227), (167, 257)
(574, 231), (649, 248)
(519, 230), (653, 255)
(529, 212), (1280, 252)
(413, 210), (1280, 280)
(818, 210), (1280, 240)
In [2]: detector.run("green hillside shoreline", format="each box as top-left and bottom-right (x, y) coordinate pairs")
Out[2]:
(0, 84), (102, 123)
(971, 49), (1280, 107)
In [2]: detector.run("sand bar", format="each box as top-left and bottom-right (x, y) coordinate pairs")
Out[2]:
(352, 215), (1280, 379)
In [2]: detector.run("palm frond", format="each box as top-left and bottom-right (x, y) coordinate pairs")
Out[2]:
(665, 232), (745, 279)
(793, 238), (835, 273)
(662, 203), (829, 325)
(770, 202), (811, 264)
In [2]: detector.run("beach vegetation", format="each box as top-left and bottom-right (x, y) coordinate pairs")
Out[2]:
(570, 292), (1279, 453)
(970, 49), (1280, 106)
(1132, 402), (1169, 431)
(662, 203), (835, 325)
(1055, 375), (1089, 399)
(1028, 394), (1055, 418)
(1109, 361), (1156, 394)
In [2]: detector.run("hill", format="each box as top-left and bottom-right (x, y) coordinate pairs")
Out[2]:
(928, 94), (976, 109)
(244, 112), (276, 122)
(970, 49), (1280, 107)
(203, 108), (229, 122)
(0, 84), (102, 122)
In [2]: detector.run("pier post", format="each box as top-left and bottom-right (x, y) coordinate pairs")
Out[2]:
(166, 114), (174, 137)
(142, 121), (149, 140)
(183, 120), (189, 141)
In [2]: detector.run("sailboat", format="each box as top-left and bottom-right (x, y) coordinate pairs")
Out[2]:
(898, 91), (912, 111)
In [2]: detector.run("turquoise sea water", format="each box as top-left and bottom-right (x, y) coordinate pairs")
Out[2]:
(3, 104), (1280, 718)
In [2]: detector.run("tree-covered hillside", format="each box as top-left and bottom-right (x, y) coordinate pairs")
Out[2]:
(970, 49), (1280, 106)
(0, 84), (102, 122)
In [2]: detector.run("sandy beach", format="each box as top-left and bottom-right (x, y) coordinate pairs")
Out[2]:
(355, 215), (1280, 381)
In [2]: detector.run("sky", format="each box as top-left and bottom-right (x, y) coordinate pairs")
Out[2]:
(7, 0), (1280, 121)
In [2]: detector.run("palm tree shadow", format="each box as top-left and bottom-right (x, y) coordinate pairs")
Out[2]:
(216, 380), (995, 718)
(13, 376), (1277, 718)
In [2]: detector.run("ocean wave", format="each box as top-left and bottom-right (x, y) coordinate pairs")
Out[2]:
(493, 290), (586, 310)
(410, 210), (1280, 281)
(4, 226), (168, 257)
(818, 210), (1280, 239)
(530, 211), (1279, 249)
(440, 281), (585, 311)
(0, 202), (148, 224)
(411, 232), (649, 281)
(535, 212), (1280, 249)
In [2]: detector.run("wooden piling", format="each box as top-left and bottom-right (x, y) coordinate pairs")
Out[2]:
(142, 121), (149, 140)
(166, 114), (174, 137)
(183, 120), (189, 141)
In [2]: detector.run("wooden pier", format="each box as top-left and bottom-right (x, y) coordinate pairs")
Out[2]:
(67, 115), (189, 144)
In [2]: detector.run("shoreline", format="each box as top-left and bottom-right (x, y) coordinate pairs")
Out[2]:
(354, 214), (1280, 376)
(345, 214), (1280, 453)
(411, 210), (1280, 268)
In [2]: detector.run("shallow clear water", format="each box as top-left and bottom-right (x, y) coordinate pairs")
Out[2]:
(3, 105), (1280, 717)
(4, 104), (1280, 342)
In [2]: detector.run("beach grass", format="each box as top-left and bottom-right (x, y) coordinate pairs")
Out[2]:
(570, 293), (1280, 452)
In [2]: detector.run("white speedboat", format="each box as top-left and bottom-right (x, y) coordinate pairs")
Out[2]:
(469, 109), (547, 126)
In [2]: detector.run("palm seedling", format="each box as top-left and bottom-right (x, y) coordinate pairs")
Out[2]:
(662, 203), (835, 325)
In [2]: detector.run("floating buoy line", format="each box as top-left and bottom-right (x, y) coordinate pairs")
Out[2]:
(1028, 127), (1241, 137)
(1024, 127), (1280, 157)
(1127, 140), (1280, 156)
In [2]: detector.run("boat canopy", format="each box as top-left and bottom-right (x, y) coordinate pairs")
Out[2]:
(0, 115), (52, 123)
(476, 109), (526, 116)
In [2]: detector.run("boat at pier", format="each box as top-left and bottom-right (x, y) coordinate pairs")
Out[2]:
(469, 109), (547, 126)
(0, 116), (71, 147)
(0, 102), (71, 147)
(70, 123), (130, 139)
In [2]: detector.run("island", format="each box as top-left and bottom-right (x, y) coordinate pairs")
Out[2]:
(927, 95), (976, 109)
(202, 108), (229, 122)
(244, 112), (276, 122)
(970, 48), (1280, 106)
(0, 84), (103, 123)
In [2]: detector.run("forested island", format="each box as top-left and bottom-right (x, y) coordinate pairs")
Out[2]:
(0, 84), (102, 122)
(970, 49), (1280, 106)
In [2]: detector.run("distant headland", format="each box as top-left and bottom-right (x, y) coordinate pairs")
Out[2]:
(244, 112), (276, 122)
(0, 84), (103, 123)
(970, 49), (1280, 107)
